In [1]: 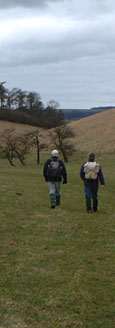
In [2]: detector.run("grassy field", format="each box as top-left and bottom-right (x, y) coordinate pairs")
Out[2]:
(0, 154), (115, 328)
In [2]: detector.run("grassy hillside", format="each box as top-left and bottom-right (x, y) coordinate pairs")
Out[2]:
(69, 108), (115, 154)
(0, 155), (114, 328)
(0, 108), (115, 155)
(0, 120), (41, 134)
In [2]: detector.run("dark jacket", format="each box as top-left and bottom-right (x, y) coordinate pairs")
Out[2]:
(80, 162), (105, 191)
(43, 158), (67, 183)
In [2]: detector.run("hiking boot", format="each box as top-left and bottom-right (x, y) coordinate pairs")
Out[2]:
(56, 199), (60, 206)
(50, 193), (56, 209)
(51, 203), (55, 209)
(56, 194), (60, 206)
(87, 209), (92, 213)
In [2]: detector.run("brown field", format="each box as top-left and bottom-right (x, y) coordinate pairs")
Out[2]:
(69, 108), (115, 153)
(0, 120), (40, 134)
(0, 108), (115, 154)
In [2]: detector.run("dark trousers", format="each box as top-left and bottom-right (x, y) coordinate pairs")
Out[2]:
(86, 195), (98, 211)
(84, 180), (98, 211)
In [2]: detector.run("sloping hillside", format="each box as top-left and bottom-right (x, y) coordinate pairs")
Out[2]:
(69, 108), (115, 153)
(0, 121), (40, 134)
(0, 109), (114, 154)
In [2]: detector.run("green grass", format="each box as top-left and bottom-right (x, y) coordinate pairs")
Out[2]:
(0, 155), (115, 328)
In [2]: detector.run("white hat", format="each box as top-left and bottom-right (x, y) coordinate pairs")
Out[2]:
(51, 149), (59, 157)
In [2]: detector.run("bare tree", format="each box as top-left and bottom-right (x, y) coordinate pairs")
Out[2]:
(27, 92), (43, 112)
(29, 130), (47, 164)
(0, 128), (16, 165)
(49, 122), (76, 162)
(0, 81), (7, 108)
(13, 132), (33, 165)
(0, 129), (33, 165)
(0, 128), (48, 166)
(6, 88), (21, 110)
(47, 100), (60, 110)
(16, 89), (27, 110)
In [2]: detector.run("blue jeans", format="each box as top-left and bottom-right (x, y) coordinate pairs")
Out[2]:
(84, 180), (98, 211)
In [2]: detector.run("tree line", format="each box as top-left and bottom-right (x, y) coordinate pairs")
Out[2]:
(0, 82), (76, 164)
(0, 82), (64, 129)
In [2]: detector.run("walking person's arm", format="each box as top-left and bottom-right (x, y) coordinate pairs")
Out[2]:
(43, 159), (50, 181)
(98, 167), (105, 186)
(60, 160), (67, 184)
(80, 164), (85, 181)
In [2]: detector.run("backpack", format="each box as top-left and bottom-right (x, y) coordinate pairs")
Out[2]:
(47, 160), (62, 179)
(84, 162), (100, 179)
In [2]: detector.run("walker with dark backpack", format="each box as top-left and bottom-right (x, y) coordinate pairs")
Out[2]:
(47, 159), (62, 180)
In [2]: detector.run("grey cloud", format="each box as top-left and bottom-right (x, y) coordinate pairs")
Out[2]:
(1, 55), (115, 109)
(1, 14), (115, 68)
(1, 34), (115, 69)
(0, 0), (63, 9)
(1, 0), (115, 109)
(67, 0), (115, 20)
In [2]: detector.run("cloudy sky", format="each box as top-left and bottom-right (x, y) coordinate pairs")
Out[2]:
(1, 0), (115, 109)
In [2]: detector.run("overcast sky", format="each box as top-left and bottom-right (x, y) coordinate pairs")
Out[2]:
(1, 0), (115, 109)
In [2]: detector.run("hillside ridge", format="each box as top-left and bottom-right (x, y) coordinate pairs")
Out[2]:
(0, 109), (114, 154)
(69, 108), (115, 153)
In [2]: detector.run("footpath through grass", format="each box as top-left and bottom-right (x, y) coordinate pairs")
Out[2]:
(0, 155), (115, 328)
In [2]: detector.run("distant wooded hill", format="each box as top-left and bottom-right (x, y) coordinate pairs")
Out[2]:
(61, 106), (115, 120)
